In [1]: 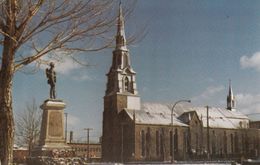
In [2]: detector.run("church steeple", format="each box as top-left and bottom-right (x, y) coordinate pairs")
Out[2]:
(105, 2), (138, 96)
(116, 2), (127, 51)
(227, 80), (236, 111)
(102, 3), (140, 161)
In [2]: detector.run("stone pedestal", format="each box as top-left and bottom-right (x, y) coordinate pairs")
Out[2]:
(38, 99), (67, 149)
(28, 99), (72, 164)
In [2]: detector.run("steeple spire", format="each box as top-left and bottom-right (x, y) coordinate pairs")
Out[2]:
(105, 2), (138, 96)
(228, 79), (233, 97)
(227, 79), (236, 111)
(116, 2), (127, 51)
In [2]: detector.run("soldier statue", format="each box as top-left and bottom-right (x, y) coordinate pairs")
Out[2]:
(46, 62), (56, 99)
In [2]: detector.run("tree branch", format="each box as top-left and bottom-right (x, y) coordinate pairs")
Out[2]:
(0, 29), (18, 43)
(15, 0), (45, 40)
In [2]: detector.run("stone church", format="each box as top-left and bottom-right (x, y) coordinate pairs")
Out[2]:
(102, 4), (260, 163)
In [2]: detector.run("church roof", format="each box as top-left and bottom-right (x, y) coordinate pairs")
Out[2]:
(124, 103), (188, 127)
(186, 107), (249, 129)
(123, 102), (249, 129)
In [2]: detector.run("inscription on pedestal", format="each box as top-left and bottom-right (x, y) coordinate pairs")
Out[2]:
(38, 100), (67, 147)
(48, 111), (63, 137)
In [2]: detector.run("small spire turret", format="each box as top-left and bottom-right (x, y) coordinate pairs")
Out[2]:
(227, 80), (236, 111)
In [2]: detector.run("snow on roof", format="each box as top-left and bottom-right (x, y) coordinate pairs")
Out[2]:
(123, 102), (249, 129)
(186, 107), (249, 129)
(124, 103), (188, 127)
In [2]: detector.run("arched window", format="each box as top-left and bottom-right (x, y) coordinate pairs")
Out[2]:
(234, 132), (239, 153)
(195, 133), (199, 152)
(146, 128), (151, 158)
(223, 131), (227, 154)
(230, 134), (234, 153)
(160, 130), (164, 157)
(212, 131), (216, 155)
(174, 128), (178, 153)
(141, 130), (145, 157)
(170, 131), (173, 156)
(124, 77), (129, 92)
(156, 130), (160, 156)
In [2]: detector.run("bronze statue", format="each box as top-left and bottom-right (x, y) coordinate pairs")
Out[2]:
(46, 62), (56, 99)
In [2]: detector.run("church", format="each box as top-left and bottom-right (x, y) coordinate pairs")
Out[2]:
(102, 4), (260, 163)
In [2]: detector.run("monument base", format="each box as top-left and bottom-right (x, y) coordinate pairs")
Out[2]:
(28, 99), (72, 165)
(27, 156), (89, 165)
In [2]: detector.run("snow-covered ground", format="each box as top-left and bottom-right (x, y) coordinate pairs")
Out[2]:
(87, 162), (236, 165)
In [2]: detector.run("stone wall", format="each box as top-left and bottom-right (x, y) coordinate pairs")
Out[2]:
(134, 124), (188, 161)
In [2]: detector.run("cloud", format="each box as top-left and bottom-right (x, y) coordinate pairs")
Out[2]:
(67, 114), (81, 128)
(72, 73), (92, 81)
(240, 52), (260, 71)
(236, 93), (260, 115)
(41, 54), (83, 75)
(192, 85), (225, 106)
(39, 51), (92, 81)
(54, 57), (82, 75)
(193, 85), (224, 100)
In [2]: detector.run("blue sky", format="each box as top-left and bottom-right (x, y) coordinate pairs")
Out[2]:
(9, 0), (260, 142)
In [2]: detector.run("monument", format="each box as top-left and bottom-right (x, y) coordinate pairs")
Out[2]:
(28, 62), (72, 164)
(46, 62), (56, 99)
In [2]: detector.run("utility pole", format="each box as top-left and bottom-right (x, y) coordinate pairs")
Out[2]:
(64, 113), (68, 143)
(84, 128), (93, 161)
(121, 123), (124, 163)
(206, 105), (210, 160)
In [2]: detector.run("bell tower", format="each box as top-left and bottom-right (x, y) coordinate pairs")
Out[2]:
(102, 3), (140, 162)
(105, 2), (140, 113)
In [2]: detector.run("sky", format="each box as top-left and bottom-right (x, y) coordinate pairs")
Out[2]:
(8, 0), (260, 142)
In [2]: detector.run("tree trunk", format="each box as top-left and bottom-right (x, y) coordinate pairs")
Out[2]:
(0, 0), (17, 164)
(0, 38), (15, 165)
(0, 39), (15, 165)
(0, 28), (16, 165)
(0, 64), (15, 165)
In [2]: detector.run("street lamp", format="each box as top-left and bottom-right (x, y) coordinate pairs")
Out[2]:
(171, 99), (191, 163)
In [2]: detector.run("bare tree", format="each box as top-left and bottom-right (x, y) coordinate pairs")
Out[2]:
(0, 0), (137, 164)
(15, 99), (41, 156)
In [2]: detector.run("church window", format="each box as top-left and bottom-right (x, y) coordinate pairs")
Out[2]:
(241, 133), (245, 152)
(234, 132), (239, 153)
(160, 133), (164, 156)
(231, 134), (234, 153)
(141, 130), (145, 157)
(124, 77), (129, 92)
(156, 130), (160, 156)
(146, 127), (151, 158)
(223, 131), (227, 154)
(195, 133), (199, 152)
(174, 128), (178, 153)
(170, 130), (173, 156)
(212, 131), (216, 155)
(183, 131), (188, 153)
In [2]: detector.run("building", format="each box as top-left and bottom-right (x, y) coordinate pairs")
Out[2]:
(102, 3), (260, 163)
(68, 142), (101, 161)
(102, 2), (140, 162)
